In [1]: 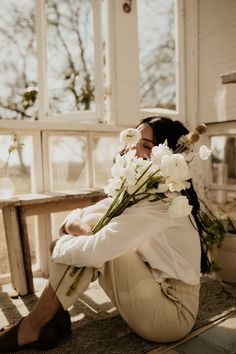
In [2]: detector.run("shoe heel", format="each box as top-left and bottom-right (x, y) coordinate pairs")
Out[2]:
(55, 310), (72, 338)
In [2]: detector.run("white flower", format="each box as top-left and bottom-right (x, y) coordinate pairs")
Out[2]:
(104, 178), (122, 197)
(169, 195), (193, 218)
(160, 154), (191, 189)
(120, 128), (141, 147)
(124, 166), (136, 184)
(168, 181), (187, 192)
(157, 183), (169, 193)
(151, 144), (172, 168)
(115, 154), (126, 168)
(126, 149), (136, 159)
(199, 145), (211, 160)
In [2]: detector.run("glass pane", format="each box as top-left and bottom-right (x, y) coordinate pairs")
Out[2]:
(0, 135), (32, 195)
(46, 0), (95, 113)
(210, 190), (236, 224)
(0, 1), (38, 120)
(137, 0), (176, 110)
(0, 210), (10, 275)
(93, 136), (122, 188)
(49, 136), (87, 192)
(211, 136), (236, 185)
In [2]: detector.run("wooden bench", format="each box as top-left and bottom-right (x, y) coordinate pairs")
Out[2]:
(0, 190), (106, 296)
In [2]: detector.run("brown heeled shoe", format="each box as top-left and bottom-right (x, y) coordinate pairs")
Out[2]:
(0, 318), (24, 353)
(53, 308), (72, 338)
(0, 316), (59, 353)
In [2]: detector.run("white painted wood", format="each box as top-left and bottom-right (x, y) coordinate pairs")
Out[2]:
(37, 214), (52, 276)
(87, 133), (94, 188)
(206, 121), (236, 136)
(175, 0), (186, 121)
(184, 0), (199, 129)
(31, 132), (44, 193)
(2, 207), (28, 295)
(199, 0), (236, 123)
(93, 0), (105, 123)
(105, 0), (140, 126)
(36, 131), (53, 274)
(35, 0), (49, 120)
(0, 119), (123, 132)
(205, 121), (236, 192)
(42, 131), (51, 192)
(104, 0), (117, 124)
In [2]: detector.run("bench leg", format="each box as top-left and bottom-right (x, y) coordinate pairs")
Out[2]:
(18, 207), (34, 294)
(2, 206), (28, 295)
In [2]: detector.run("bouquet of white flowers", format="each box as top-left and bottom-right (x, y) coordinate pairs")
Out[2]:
(54, 124), (211, 296)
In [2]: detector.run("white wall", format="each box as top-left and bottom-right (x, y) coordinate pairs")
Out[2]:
(199, 0), (236, 123)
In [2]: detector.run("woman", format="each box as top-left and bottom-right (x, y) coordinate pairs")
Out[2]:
(0, 116), (205, 352)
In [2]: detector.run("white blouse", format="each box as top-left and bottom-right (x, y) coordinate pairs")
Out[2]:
(52, 197), (201, 285)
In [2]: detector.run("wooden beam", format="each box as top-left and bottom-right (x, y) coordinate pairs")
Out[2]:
(22, 193), (106, 217)
(2, 206), (28, 295)
(17, 207), (34, 293)
(221, 71), (236, 84)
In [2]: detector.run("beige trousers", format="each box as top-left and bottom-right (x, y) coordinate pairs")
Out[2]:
(50, 251), (200, 343)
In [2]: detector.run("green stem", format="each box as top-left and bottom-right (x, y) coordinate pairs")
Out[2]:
(54, 167), (163, 297)
(135, 164), (152, 184)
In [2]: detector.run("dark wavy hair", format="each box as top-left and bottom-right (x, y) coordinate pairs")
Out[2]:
(134, 116), (210, 274)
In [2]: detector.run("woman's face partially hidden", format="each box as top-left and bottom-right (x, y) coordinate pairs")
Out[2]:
(131, 123), (154, 159)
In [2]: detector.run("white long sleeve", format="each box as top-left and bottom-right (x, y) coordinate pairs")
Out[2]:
(52, 198), (201, 285)
(52, 199), (171, 268)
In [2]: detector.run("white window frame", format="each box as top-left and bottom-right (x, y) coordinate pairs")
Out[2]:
(206, 121), (236, 192)
(35, 0), (104, 124)
(139, 0), (186, 122)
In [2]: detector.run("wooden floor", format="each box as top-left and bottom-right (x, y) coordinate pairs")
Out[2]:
(174, 315), (236, 353)
(1, 278), (236, 354)
(147, 314), (236, 353)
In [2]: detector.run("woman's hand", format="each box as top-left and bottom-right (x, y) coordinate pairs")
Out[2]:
(64, 220), (93, 237)
(51, 220), (93, 254)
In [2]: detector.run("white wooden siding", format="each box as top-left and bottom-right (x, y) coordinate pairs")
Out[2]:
(199, 0), (236, 123)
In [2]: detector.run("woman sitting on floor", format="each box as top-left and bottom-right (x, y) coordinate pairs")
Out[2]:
(0, 116), (209, 352)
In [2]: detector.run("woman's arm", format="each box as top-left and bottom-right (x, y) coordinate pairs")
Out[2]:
(58, 197), (112, 236)
(51, 220), (93, 255)
(52, 201), (171, 268)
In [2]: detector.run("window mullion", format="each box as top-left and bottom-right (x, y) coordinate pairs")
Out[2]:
(42, 131), (51, 191)
(35, 0), (49, 120)
(31, 131), (45, 193)
(105, 0), (139, 126)
(93, 0), (105, 123)
(175, 0), (186, 119)
(87, 133), (94, 188)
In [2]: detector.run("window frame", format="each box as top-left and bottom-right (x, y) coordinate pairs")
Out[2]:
(139, 0), (186, 121)
(206, 121), (236, 192)
(35, 0), (104, 123)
